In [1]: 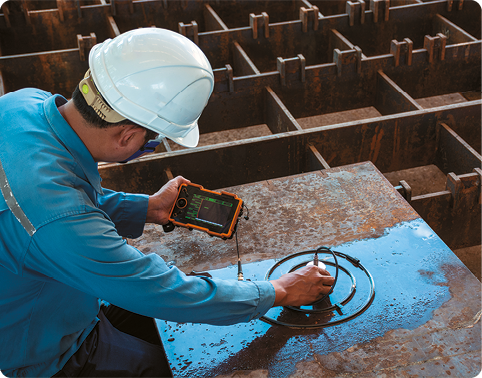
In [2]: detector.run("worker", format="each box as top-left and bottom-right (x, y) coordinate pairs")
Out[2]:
(0, 28), (334, 377)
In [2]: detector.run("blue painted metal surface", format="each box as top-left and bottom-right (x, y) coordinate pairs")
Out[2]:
(157, 218), (478, 377)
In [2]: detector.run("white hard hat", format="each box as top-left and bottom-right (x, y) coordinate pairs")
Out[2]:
(87, 28), (214, 147)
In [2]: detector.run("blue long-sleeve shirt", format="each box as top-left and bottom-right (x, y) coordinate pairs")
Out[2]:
(0, 89), (275, 377)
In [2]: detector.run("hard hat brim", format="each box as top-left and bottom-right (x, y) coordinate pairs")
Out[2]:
(169, 124), (199, 148)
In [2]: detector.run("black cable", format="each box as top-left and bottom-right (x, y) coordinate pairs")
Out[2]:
(304, 246), (339, 308)
(234, 203), (251, 280)
(235, 223), (243, 281)
(243, 203), (250, 220)
(259, 248), (376, 329)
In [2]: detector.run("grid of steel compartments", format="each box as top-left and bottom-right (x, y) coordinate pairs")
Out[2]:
(0, 0), (480, 250)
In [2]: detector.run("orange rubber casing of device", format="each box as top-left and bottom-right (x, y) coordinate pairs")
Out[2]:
(167, 183), (243, 239)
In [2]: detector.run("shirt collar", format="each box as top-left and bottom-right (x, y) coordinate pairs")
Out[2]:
(43, 94), (104, 195)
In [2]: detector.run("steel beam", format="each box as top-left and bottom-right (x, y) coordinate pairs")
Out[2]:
(1, 0), (480, 257)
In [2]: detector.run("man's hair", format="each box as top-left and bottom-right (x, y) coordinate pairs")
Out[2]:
(72, 84), (133, 129)
(71, 85), (158, 143)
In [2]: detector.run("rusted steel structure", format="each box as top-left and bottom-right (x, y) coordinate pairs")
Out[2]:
(1, 0), (481, 376)
(2, 0), (478, 251)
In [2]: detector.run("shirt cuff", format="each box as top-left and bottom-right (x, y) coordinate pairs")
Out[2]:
(119, 193), (149, 238)
(249, 280), (276, 320)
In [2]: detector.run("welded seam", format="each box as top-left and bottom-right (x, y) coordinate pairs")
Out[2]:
(0, 158), (36, 236)
(452, 309), (482, 329)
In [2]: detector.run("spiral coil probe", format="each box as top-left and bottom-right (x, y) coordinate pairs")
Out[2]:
(259, 247), (375, 329)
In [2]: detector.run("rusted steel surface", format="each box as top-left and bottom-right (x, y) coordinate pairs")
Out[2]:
(1, 1), (480, 98)
(131, 162), (419, 276)
(136, 162), (482, 377)
(0, 50), (87, 97)
(99, 101), (481, 250)
(411, 170), (482, 249)
(436, 122), (482, 176)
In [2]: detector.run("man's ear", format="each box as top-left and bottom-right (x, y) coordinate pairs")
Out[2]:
(117, 125), (145, 148)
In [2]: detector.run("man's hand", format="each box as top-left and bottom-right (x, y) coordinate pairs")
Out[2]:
(146, 176), (190, 225)
(270, 266), (335, 307)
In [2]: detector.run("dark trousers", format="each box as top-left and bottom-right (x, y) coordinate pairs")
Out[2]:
(53, 306), (172, 377)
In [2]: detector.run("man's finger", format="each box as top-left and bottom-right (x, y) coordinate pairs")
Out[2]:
(318, 267), (331, 275)
(319, 275), (335, 288)
(319, 285), (333, 295)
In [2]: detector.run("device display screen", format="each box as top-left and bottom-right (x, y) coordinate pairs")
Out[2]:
(168, 184), (243, 239)
(191, 195), (233, 228)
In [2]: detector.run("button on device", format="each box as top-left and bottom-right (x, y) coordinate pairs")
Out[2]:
(177, 198), (187, 208)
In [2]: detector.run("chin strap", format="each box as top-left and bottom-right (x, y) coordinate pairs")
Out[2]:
(78, 69), (126, 123)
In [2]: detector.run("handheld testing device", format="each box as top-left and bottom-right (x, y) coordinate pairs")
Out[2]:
(163, 183), (244, 240)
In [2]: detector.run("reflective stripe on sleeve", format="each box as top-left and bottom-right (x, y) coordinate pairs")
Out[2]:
(0, 159), (36, 236)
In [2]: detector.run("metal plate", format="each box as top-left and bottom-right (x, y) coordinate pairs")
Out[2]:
(130, 162), (481, 377)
